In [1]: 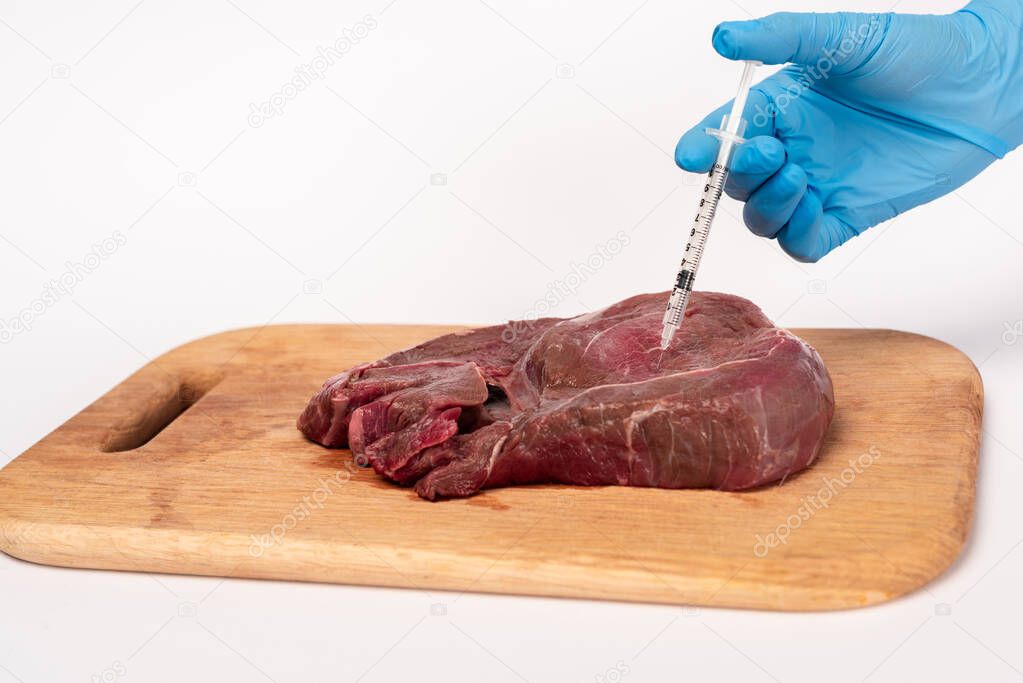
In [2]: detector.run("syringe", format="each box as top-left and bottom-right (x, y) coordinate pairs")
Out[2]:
(660, 60), (760, 350)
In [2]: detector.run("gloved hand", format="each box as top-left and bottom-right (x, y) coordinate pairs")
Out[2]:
(675, 1), (1023, 261)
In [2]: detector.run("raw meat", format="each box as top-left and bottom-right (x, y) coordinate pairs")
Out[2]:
(298, 292), (834, 500)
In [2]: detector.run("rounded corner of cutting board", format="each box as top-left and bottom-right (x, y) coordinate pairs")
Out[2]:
(865, 539), (972, 612)
(886, 531), (972, 606)
(730, 528), (973, 612)
(876, 328), (983, 386)
(0, 513), (35, 564)
(0, 477), (44, 565)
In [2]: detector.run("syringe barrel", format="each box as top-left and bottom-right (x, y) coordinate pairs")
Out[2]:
(659, 60), (759, 347)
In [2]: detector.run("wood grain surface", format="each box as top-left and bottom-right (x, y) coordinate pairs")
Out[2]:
(0, 325), (982, 610)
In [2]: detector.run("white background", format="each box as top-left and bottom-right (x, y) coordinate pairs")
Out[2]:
(2, 0), (1022, 681)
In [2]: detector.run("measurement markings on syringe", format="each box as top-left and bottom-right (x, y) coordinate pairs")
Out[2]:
(682, 163), (727, 269)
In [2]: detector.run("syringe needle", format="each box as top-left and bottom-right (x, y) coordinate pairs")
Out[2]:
(660, 326), (675, 351)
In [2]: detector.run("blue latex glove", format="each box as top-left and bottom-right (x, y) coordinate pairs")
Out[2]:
(676, 1), (1023, 261)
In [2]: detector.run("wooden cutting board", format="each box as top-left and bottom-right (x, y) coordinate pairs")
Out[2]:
(0, 325), (981, 611)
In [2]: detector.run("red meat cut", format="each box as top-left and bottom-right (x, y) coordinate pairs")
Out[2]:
(298, 292), (834, 500)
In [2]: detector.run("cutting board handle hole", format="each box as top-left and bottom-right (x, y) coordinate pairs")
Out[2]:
(99, 372), (222, 452)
